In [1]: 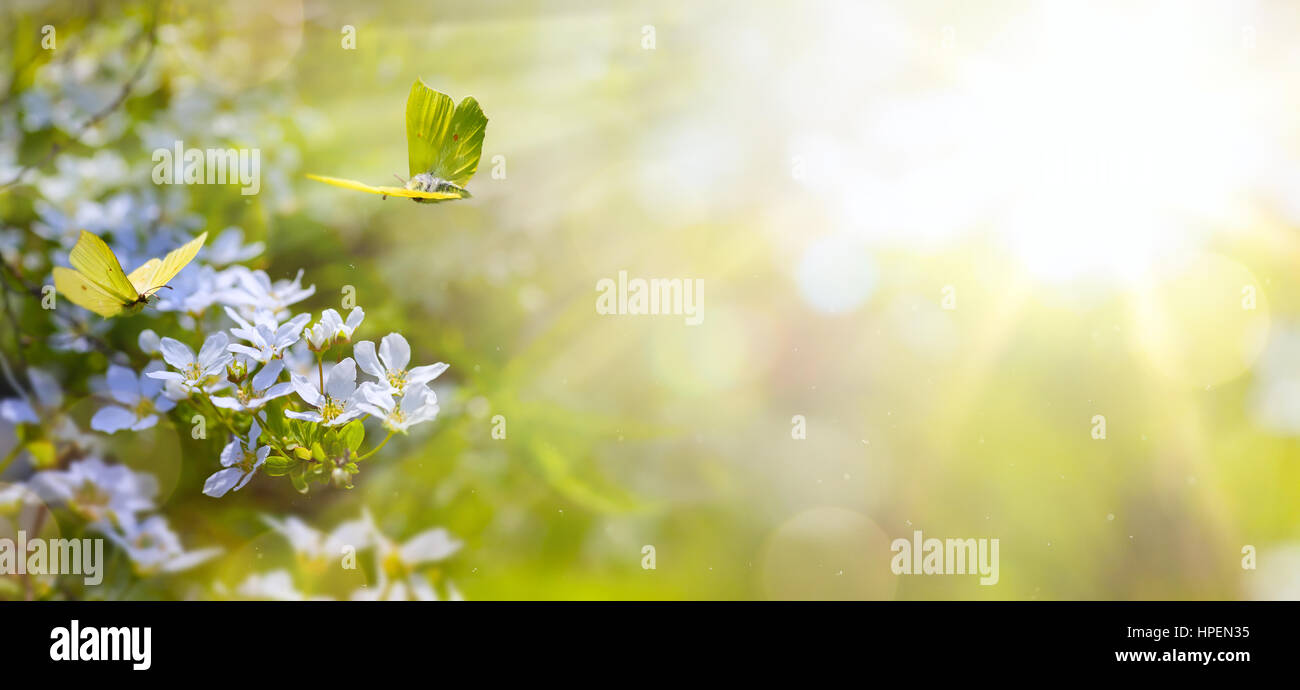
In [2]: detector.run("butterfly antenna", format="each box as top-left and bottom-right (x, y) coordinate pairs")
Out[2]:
(393, 174), (407, 185)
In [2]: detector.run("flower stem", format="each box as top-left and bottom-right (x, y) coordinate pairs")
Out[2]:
(357, 431), (395, 461)
(196, 394), (239, 437)
(0, 443), (22, 475)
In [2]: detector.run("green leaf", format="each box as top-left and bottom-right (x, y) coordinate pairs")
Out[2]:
(263, 454), (298, 477)
(324, 428), (344, 457)
(339, 420), (365, 453)
(289, 468), (309, 494)
(310, 441), (326, 463)
(262, 402), (288, 437)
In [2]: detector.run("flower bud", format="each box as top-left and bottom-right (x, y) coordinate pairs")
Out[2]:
(226, 359), (248, 384)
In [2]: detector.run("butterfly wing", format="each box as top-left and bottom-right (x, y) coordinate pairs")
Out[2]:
(306, 174), (389, 195)
(374, 186), (462, 201)
(129, 231), (207, 296)
(127, 259), (161, 292)
(437, 95), (488, 187)
(405, 79), (488, 187)
(405, 78), (456, 179)
(305, 174), (461, 201)
(53, 266), (127, 317)
(68, 230), (138, 303)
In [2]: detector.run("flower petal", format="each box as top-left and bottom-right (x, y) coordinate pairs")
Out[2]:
(233, 470), (257, 492)
(105, 365), (139, 405)
(261, 382), (293, 401)
(137, 329), (162, 355)
(198, 332), (231, 369)
(219, 438), (242, 467)
(139, 362), (166, 398)
(247, 419), (262, 448)
(90, 405), (135, 433)
(27, 368), (63, 409)
(399, 528), (462, 564)
(290, 374), (325, 408)
(160, 547), (222, 572)
(353, 340), (384, 378)
(325, 358), (357, 401)
(405, 362), (448, 386)
(320, 308), (342, 331)
(284, 409), (323, 423)
(158, 337), (196, 371)
(252, 359), (284, 391)
(407, 575), (439, 601)
(345, 306), (365, 332)
(277, 313), (311, 346)
(355, 400), (388, 419)
(129, 414), (158, 431)
(228, 343), (267, 361)
(0, 399), (38, 424)
(146, 370), (186, 382)
(378, 333), (410, 373)
(210, 395), (243, 411)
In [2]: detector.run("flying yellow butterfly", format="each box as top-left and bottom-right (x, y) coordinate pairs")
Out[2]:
(53, 230), (207, 318)
(307, 79), (488, 203)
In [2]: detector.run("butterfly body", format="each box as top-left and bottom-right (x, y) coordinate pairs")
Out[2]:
(405, 173), (470, 203)
(53, 230), (206, 318)
(307, 79), (487, 204)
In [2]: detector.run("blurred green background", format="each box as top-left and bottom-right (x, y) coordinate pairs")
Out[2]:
(3, 0), (1300, 599)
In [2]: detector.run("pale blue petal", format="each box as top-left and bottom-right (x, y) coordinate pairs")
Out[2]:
(210, 395), (243, 410)
(90, 405), (135, 433)
(284, 409), (322, 423)
(252, 359), (284, 391)
(105, 365), (139, 404)
(0, 399), (38, 424)
(158, 337), (195, 371)
(219, 438), (242, 467)
(233, 469), (257, 491)
(27, 368), (62, 409)
(138, 362), (166, 399)
(290, 374), (324, 407)
(146, 370), (186, 381)
(262, 382), (293, 401)
(197, 332), (230, 369)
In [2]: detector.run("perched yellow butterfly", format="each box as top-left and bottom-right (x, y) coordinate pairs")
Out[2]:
(307, 78), (488, 203)
(53, 230), (207, 318)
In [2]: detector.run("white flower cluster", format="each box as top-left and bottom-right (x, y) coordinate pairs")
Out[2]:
(83, 263), (449, 497)
(31, 457), (220, 575)
(225, 509), (463, 601)
(0, 11), (455, 599)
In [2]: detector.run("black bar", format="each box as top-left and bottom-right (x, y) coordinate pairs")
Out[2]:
(0, 601), (1287, 677)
